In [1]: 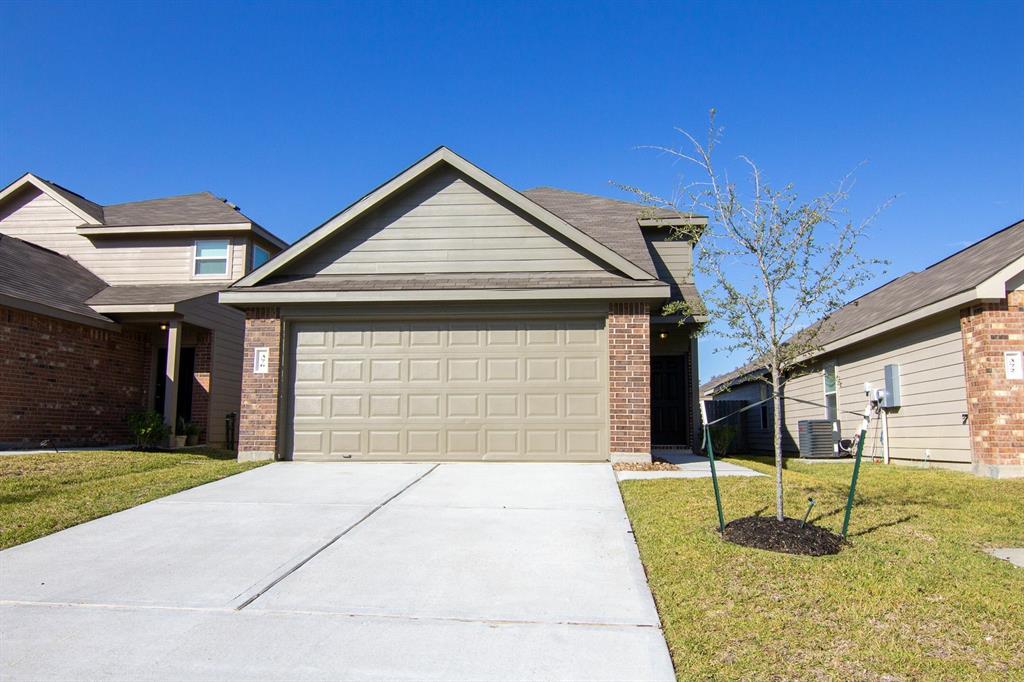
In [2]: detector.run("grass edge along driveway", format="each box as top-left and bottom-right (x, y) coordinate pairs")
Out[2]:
(620, 456), (1024, 681)
(1, 448), (266, 549)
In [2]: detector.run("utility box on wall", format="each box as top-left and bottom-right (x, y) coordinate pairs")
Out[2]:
(884, 364), (901, 408)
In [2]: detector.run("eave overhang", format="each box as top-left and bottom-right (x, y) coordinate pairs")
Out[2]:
(220, 283), (671, 306)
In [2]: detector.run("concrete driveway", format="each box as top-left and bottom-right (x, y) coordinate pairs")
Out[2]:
(0, 462), (673, 681)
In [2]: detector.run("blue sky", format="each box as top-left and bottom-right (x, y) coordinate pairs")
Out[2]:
(1, 1), (1021, 380)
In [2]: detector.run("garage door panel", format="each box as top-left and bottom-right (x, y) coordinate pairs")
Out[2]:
(288, 318), (607, 461)
(565, 357), (600, 382)
(485, 394), (519, 418)
(447, 358), (481, 381)
(409, 359), (441, 381)
(408, 394), (441, 417)
(331, 395), (361, 417)
(369, 359), (402, 381)
(331, 359), (363, 382)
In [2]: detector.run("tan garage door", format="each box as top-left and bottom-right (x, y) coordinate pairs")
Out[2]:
(287, 318), (607, 461)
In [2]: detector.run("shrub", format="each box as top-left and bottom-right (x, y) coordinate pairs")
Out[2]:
(709, 424), (738, 456)
(127, 411), (170, 448)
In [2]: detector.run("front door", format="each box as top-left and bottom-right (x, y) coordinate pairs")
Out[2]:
(651, 355), (689, 448)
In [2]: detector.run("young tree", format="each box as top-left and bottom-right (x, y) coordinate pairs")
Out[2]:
(629, 111), (889, 522)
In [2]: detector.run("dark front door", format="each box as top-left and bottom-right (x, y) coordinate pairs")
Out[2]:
(651, 355), (689, 447)
(154, 347), (196, 424)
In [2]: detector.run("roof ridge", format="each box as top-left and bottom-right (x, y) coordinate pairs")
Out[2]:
(524, 185), (676, 212)
(921, 218), (1024, 272)
(39, 177), (101, 206)
(103, 190), (221, 208)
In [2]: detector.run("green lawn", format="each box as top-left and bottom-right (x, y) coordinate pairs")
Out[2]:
(620, 457), (1024, 681)
(0, 448), (267, 549)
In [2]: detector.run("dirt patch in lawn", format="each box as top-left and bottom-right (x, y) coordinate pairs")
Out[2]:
(723, 515), (844, 556)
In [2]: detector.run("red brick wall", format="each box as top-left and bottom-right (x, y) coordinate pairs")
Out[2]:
(0, 305), (151, 448)
(238, 307), (281, 459)
(608, 301), (651, 457)
(191, 330), (212, 443)
(960, 290), (1024, 470)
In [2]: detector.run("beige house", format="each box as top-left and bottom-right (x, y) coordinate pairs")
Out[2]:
(222, 147), (705, 462)
(703, 219), (1024, 478)
(0, 173), (286, 448)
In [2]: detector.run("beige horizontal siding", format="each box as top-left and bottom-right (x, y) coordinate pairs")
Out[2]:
(645, 234), (693, 284)
(718, 313), (970, 464)
(290, 168), (603, 276)
(0, 190), (245, 284)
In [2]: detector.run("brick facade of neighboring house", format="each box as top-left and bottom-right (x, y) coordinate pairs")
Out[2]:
(608, 301), (651, 459)
(960, 290), (1024, 474)
(0, 305), (151, 448)
(238, 307), (282, 460)
(190, 330), (212, 443)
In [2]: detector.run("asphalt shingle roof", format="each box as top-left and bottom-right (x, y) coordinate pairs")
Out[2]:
(523, 187), (682, 278)
(87, 284), (227, 306)
(0, 234), (111, 323)
(101, 192), (253, 226)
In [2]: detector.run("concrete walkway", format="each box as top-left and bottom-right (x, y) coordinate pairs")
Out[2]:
(987, 547), (1024, 568)
(0, 462), (673, 681)
(616, 453), (763, 481)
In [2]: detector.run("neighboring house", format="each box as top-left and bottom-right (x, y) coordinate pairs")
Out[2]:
(0, 173), (286, 449)
(702, 219), (1024, 478)
(221, 147), (705, 462)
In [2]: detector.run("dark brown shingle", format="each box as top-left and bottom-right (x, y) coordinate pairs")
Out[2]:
(0, 234), (111, 322)
(523, 187), (684, 277)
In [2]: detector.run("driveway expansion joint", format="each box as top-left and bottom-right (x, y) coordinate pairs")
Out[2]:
(233, 464), (440, 610)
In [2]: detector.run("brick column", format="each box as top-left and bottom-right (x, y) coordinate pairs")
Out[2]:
(191, 330), (211, 444)
(960, 291), (1024, 477)
(238, 307), (282, 461)
(608, 301), (651, 462)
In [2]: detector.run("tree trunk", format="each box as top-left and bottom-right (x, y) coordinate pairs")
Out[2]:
(772, 366), (784, 521)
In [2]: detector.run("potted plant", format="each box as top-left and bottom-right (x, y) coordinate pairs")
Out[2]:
(184, 422), (201, 446)
(173, 417), (187, 449)
(126, 411), (170, 451)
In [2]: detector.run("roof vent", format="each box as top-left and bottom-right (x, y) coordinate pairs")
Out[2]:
(222, 198), (240, 211)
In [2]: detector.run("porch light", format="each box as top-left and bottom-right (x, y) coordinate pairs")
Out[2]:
(659, 331), (669, 340)
(160, 323), (168, 331)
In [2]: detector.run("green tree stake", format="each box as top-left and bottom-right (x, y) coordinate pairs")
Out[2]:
(704, 425), (726, 533)
(841, 404), (874, 538)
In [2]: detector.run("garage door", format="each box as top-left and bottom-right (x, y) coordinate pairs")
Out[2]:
(287, 318), (607, 461)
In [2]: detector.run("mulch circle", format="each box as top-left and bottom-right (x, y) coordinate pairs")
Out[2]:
(612, 461), (678, 471)
(722, 515), (845, 556)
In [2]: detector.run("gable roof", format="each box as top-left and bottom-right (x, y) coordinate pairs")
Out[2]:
(0, 233), (113, 326)
(0, 173), (287, 248)
(522, 188), (687, 278)
(235, 147), (657, 288)
(0, 173), (105, 225)
(703, 218), (1024, 395)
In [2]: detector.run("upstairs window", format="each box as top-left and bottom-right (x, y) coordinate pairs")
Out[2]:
(251, 244), (271, 270)
(194, 239), (229, 277)
(823, 364), (838, 422)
